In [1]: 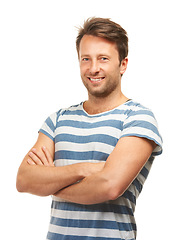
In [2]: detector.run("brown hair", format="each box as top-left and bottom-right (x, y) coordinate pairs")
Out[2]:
(76, 17), (128, 63)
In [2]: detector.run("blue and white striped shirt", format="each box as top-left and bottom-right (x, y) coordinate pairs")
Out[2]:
(39, 100), (162, 240)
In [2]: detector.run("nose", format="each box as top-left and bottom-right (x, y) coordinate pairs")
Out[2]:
(89, 60), (100, 75)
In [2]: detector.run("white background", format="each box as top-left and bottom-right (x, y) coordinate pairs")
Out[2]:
(1, 0), (174, 239)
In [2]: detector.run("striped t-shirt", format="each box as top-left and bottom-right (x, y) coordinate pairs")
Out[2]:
(39, 100), (162, 240)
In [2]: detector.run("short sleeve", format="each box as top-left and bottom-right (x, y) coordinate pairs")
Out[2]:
(39, 112), (58, 141)
(120, 106), (163, 156)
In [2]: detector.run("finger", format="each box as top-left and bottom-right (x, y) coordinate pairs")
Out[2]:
(27, 158), (36, 165)
(42, 146), (54, 166)
(31, 148), (50, 166)
(28, 151), (43, 166)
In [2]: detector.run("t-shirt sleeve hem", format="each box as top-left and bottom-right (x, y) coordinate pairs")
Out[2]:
(120, 133), (163, 156)
(39, 129), (54, 142)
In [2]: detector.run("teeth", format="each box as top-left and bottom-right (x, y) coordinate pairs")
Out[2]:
(89, 78), (103, 82)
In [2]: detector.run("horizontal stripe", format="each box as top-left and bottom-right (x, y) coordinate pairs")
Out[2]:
(138, 158), (154, 183)
(122, 190), (136, 204)
(127, 109), (155, 118)
(55, 141), (114, 155)
(48, 224), (135, 239)
(47, 231), (135, 240)
(55, 150), (109, 161)
(123, 120), (160, 137)
(148, 155), (155, 163)
(123, 113), (158, 128)
(57, 119), (123, 130)
(55, 133), (118, 146)
(51, 201), (134, 216)
(50, 207), (136, 223)
(59, 111), (126, 123)
(50, 216), (136, 231)
(136, 169), (149, 189)
(56, 124), (121, 137)
(132, 179), (143, 193)
(140, 166), (149, 179)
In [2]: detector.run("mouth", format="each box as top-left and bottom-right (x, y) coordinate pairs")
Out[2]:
(87, 77), (105, 82)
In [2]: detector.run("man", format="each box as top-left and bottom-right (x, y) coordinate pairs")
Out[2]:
(16, 17), (162, 240)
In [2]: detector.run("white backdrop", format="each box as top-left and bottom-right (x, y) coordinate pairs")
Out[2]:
(1, 0), (174, 239)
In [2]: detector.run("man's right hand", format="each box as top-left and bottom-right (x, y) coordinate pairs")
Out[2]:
(27, 146), (54, 167)
(16, 132), (106, 196)
(28, 145), (105, 177)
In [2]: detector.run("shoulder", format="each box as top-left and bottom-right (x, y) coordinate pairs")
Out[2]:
(48, 103), (84, 125)
(121, 100), (163, 155)
(39, 103), (82, 141)
(124, 100), (155, 117)
(56, 103), (84, 119)
(122, 100), (158, 128)
(123, 100), (159, 130)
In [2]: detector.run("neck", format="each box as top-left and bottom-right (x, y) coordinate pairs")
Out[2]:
(83, 92), (129, 115)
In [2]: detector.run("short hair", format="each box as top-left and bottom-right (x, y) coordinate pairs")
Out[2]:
(76, 17), (128, 63)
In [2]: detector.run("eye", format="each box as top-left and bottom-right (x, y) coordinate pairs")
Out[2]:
(82, 57), (89, 62)
(100, 57), (109, 61)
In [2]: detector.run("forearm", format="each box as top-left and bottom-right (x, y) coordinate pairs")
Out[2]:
(55, 170), (115, 204)
(16, 163), (87, 196)
(55, 137), (155, 204)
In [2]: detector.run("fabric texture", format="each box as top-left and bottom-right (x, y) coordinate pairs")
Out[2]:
(39, 100), (162, 240)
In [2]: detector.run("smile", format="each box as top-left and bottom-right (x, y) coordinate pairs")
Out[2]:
(88, 77), (105, 82)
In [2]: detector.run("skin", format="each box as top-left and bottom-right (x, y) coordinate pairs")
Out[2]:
(54, 137), (155, 204)
(16, 132), (104, 196)
(16, 35), (156, 204)
(79, 35), (129, 114)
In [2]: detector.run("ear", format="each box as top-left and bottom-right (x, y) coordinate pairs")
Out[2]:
(120, 57), (128, 75)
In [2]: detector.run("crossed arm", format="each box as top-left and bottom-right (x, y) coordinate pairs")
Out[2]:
(54, 136), (155, 204)
(16, 132), (104, 196)
(16, 132), (155, 204)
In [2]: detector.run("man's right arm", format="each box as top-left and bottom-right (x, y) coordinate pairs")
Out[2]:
(16, 132), (103, 196)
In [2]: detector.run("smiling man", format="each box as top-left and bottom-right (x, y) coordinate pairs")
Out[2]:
(79, 35), (126, 100)
(16, 18), (162, 240)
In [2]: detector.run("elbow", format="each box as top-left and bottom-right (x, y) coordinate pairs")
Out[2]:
(107, 189), (121, 201)
(106, 182), (124, 201)
(16, 173), (27, 193)
(16, 180), (24, 193)
(16, 167), (30, 193)
(16, 171), (51, 197)
(98, 173), (124, 201)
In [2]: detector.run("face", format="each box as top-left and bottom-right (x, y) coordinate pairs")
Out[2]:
(79, 35), (128, 99)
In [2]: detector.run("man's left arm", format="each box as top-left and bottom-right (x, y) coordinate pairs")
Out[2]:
(54, 136), (156, 204)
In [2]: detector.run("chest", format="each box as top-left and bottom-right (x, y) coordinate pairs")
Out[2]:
(54, 114), (123, 166)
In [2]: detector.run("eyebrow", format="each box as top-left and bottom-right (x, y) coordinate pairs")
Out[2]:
(80, 54), (111, 58)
